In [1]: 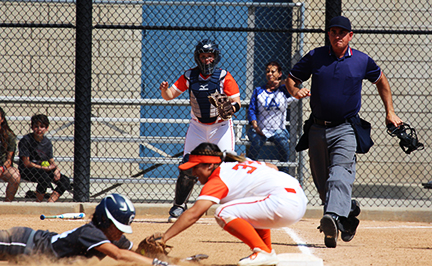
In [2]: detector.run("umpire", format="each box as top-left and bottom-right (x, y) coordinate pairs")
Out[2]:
(285, 16), (403, 247)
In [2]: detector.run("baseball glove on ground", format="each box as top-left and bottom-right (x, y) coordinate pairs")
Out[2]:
(208, 91), (234, 120)
(136, 232), (172, 259)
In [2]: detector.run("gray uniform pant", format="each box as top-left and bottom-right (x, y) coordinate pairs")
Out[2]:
(308, 122), (356, 218)
(0, 227), (35, 258)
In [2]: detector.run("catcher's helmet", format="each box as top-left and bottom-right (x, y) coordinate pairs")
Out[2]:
(93, 193), (136, 233)
(194, 39), (221, 76)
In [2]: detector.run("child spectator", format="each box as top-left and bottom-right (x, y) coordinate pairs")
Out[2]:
(18, 114), (71, 202)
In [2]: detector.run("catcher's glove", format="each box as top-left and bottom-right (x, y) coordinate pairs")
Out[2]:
(387, 123), (424, 154)
(136, 232), (172, 259)
(208, 91), (234, 120)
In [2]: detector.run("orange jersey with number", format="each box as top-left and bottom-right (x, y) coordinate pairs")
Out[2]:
(197, 161), (302, 204)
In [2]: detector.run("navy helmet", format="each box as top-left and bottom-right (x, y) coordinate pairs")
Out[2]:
(194, 39), (221, 76)
(93, 193), (136, 233)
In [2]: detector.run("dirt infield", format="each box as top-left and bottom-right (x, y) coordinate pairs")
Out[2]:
(1, 213), (432, 266)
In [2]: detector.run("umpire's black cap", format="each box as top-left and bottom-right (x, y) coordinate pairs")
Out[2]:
(328, 16), (352, 31)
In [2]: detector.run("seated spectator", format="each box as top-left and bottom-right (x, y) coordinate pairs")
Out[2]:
(0, 107), (21, 202)
(247, 61), (298, 173)
(18, 114), (71, 202)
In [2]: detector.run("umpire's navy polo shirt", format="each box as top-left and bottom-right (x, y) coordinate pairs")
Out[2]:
(289, 45), (382, 121)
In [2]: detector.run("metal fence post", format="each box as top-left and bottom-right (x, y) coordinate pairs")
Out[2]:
(74, 0), (92, 202)
(325, 0), (342, 46)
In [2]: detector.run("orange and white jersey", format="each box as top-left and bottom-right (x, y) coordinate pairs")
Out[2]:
(172, 70), (240, 97)
(172, 69), (240, 124)
(197, 161), (303, 204)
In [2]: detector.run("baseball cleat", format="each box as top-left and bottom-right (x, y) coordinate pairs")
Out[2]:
(237, 248), (278, 266)
(320, 214), (338, 248)
(341, 217), (360, 242)
(168, 205), (185, 223)
(338, 200), (361, 242)
(349, 199), (361, 217)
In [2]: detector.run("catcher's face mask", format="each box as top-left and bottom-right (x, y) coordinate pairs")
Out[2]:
(387, 123), (424, 154)
(193, 39), (221, 76)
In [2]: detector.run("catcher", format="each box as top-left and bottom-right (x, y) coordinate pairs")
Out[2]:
(159, 39), (241, 223)
(139, 142), (308, 266)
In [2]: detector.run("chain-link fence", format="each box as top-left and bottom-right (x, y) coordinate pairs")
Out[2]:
(0, 0), (430, 208)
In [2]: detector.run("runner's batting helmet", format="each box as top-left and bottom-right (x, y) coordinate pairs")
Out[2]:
(93, 193), (136, 233)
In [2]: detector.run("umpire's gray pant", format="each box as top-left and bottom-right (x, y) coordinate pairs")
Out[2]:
(308, 122), (356, 218)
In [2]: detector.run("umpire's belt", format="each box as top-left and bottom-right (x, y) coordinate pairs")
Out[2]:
(313, 117), (347, 128)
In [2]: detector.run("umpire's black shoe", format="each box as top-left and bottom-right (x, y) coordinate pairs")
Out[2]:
(320, 214), (339, 248)
(339, 216), (360, 242)
(339, 199), (361, 242)
(349, 199), (361, 217)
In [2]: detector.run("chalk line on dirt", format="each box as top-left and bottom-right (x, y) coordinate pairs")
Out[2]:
(282, 227), (314, 256)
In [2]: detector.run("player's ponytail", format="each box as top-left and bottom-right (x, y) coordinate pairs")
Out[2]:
(222, 151), (246, 163)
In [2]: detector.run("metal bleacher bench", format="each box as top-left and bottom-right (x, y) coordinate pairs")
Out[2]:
(12, 134), (298, 167)
(4, 96), (299, 189)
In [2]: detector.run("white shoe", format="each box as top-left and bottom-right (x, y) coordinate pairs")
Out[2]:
(238, 248), (279, 266)
(167, 216), (178, 223)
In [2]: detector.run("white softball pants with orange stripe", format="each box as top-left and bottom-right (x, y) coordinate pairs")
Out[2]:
(214, 190), (308, 229)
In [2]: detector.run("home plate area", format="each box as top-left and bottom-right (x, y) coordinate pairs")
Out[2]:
(277, 253), (323, 266)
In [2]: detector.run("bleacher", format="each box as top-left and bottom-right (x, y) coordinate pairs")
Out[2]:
(2, 96), (302, 200)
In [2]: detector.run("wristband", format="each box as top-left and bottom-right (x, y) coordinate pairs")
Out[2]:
(152, 258), (169, 266)
(0, 166), (4, 173)
(231, 102), (240, 113)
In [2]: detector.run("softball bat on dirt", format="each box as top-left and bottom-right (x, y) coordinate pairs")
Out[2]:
(40, 212), (85, 220)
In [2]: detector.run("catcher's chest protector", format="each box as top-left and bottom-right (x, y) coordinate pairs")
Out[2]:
(187, 68), (226, 122)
